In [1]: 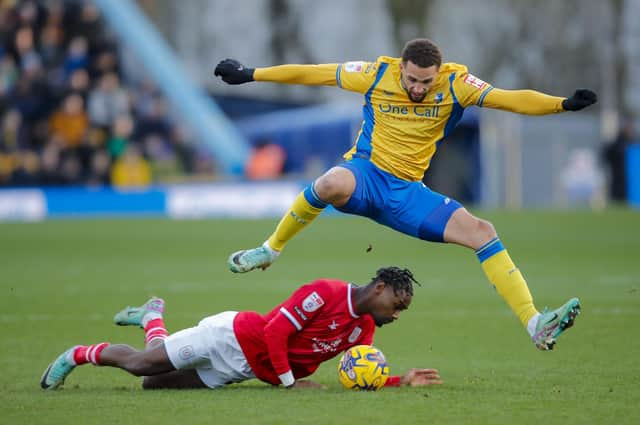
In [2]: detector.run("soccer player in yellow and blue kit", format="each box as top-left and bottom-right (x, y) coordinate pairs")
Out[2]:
(214, 38), (597, 351)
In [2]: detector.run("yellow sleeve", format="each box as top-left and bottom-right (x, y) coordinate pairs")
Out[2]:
(253, 61), (378, 94)
(336, 61), (379, 94)
(254, 64), (339, 86)
(450, 71), (494, 107)
(480, 88), (566, 115)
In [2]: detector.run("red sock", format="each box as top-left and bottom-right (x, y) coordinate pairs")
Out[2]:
(73, 343), (109, 365)
(144, 318), (168, 345)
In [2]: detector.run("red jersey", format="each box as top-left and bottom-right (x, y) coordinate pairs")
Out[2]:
(233, 279), (375, 386)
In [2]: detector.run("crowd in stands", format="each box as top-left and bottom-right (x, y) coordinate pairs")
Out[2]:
(0, 0), (212, 188)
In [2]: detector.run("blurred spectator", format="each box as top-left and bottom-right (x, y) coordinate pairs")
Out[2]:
(0, 0), (201, 188)
(92, 48), (119, 77)
(39, 140), (63, 185)
(107, 114), (134, 159)
(134, 95), (171, 141)
(8, 148), (40, 186)
(58, 149), (82, 184)
(88, 72), (129, 129)
(39, 23), (64, 69)
(48, 92), (88, 148)
(246, 139), (286, 180)
(0, 151), (13, 184)
(143, 133), (180, 181)
(1, 108), (28, 151)
(10, 72), (53, 126)
(561, 148), (604, 208)
(0, 54), (18, 99)
(85, 148), (111, 186)
(170, 125), (196, 174)
(602, 117), (638, 202)
(110, 144), (152, 188)
(66, 68), (91, 99)
(62, 35), (89, 80)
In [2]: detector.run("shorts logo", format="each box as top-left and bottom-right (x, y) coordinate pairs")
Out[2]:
(348, 326), (362, 343)
(293, 305), (308, 321)
(302, 292), (324, 312)
(178, 345), (195, 360)
(463, 74), (488, 90)
(344, 61), (365, 73)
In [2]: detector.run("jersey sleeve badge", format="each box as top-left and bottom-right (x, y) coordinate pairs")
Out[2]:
(302, 292), (325, 312)
(344, 61), (365, 73)
(463, 74), (488, 90)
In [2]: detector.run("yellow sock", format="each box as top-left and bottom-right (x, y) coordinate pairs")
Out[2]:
(477, 238), (538, 327)
(267, 187), (326, 251)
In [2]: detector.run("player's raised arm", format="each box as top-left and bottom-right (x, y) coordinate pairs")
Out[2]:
(480, 87), (598, 115)
(449, 70), (597, 115)
(214, 58), (339, 86)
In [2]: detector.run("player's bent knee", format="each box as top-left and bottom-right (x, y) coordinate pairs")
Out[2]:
(315, 170), (354, 200)
(477, 219), (497, 240)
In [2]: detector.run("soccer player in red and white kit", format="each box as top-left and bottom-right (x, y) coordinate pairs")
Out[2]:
(41, 267), (442, 390)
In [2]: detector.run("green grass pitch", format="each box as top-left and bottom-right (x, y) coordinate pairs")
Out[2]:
(1, 209), (639, 425)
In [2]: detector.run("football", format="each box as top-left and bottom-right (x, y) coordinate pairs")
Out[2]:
(337, 345), (389, 390)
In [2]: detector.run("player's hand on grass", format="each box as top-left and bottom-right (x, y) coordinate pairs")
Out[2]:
(288, 379), (327, 389)
(400, 368), (443, 386)
(214, 59), (255, 85)
(562, 89), (598, 111)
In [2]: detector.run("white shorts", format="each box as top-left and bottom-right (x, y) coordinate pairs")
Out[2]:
(164, 311), (255, 388)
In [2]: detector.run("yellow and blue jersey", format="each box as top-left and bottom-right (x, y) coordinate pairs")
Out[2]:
(336, 56), (494, 181)
(254, 56), (565, 182)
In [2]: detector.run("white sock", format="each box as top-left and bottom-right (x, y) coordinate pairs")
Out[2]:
(262, 241), (281, 257)
(141, 312), (162, 328)
(526, 313), (541, 337)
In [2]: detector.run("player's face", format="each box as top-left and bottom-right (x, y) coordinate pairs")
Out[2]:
(400, 60), (439, 103)
(370, 285), (412, 327)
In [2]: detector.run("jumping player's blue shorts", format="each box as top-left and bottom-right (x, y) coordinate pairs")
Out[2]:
(336, 158), (462, 242)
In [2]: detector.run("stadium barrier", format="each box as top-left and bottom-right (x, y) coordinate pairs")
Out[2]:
(0, 182), (304, 222)
(628, 145), (640, 208)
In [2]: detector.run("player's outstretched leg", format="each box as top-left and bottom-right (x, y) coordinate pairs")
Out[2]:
(228, 242), (280, 273)
(114, 297), (165, 328)
(40, 343), (108, 390)
(228, 183), (329, 273)
(41, 342), (176, 390)
(531, 298), (581, 351)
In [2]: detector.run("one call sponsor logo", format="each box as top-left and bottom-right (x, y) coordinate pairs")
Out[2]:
(378, 103), (440, 118)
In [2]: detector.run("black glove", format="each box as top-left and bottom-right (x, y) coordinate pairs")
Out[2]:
(562, 89), (598, 111)
(214, 59), (255, 85)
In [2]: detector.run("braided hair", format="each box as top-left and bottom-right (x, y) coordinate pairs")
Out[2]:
(370, 266), (420, 296)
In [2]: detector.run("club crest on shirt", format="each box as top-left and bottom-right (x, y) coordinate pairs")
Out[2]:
(302, 292), (324, 312)
(344, 61), (365, 73)
(463, 74), (488, 90)
(434, 92), (444, 103)
(348, 326), (362, 343)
